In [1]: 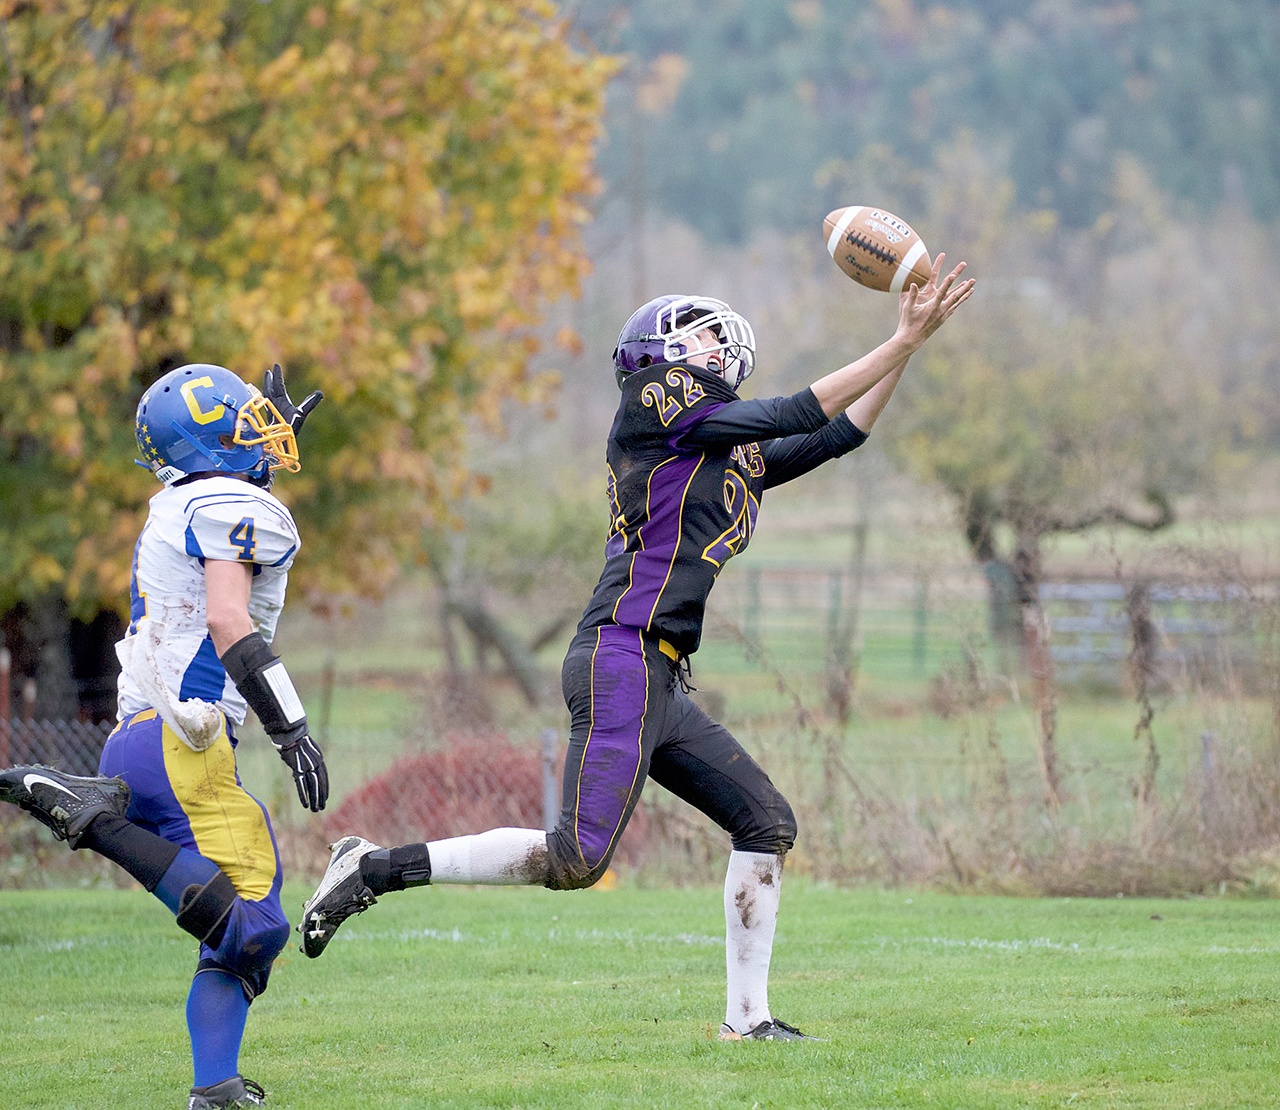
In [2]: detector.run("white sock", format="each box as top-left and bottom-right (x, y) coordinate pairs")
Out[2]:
(425, 828), (549, 885)
(723, 850), (783, 1033)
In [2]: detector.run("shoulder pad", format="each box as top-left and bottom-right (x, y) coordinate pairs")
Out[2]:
(181, 485), (300, 568)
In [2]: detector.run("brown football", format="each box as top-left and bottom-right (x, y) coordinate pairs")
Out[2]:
(823, 205), (933, 293)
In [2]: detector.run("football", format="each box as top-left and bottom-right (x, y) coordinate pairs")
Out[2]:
(823, 205), (933, 293)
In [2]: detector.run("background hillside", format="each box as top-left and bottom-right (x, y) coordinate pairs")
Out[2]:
(589, 0), (1280, 240)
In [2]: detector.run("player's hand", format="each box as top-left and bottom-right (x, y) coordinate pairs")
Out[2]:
(263, 363), (324, 436)
(274, 733), (329, 812)
(897, 253), (975, 347)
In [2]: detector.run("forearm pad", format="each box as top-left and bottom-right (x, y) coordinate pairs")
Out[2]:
(220, 631), (308, 745)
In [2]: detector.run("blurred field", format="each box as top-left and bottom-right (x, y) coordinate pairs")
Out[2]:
(7, 470), (1275, 897)
(206, 467), (1280, 898)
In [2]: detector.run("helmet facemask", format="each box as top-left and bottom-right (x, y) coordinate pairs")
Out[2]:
(613, 294), (756, 390)
(665, 299), (756, 390)
(234, 389), (300, 474)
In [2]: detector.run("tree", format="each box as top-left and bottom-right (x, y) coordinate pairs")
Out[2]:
(0, 0), (614, 716)
(886, 155), (1222, 807)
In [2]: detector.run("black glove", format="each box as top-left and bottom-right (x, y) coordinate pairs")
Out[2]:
(263, 363), (324, 435)
(274, 733), (329, 812)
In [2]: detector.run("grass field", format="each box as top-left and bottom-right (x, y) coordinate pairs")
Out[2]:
(2, 882), (1278, 1108)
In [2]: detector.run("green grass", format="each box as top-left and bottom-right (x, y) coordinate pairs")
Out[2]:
(2, 884), (1279, 1108)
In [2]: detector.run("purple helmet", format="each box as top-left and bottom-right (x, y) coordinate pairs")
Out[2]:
(612, 294), (756, 390)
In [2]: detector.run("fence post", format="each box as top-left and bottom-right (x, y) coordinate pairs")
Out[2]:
(1199, 730), (1220, 831)
(540, 727), (560, 833)
(317, 650), (336, 744)
(913, 572), (930, 673)
(21, 678), (35, 725)
(0, 647), (10, 767)
(744, 566), (761, 648)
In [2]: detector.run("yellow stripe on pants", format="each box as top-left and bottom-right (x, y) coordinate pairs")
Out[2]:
(160, 719), (277, 902)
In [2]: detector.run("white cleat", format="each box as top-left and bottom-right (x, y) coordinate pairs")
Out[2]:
(298, 835), (382, 958)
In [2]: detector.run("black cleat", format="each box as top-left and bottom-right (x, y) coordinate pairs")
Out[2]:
(299, 835), (381, 958)
(718, 1018), (821, 1042)
(0, 765), (130, 848)
(188, 1075), (265, 1108)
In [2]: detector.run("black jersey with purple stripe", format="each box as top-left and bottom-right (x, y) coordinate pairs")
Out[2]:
(576, 361), (869, 657)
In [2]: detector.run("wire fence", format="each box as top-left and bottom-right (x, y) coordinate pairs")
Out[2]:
(700, 562), (1270, 700)
(0, 719), (112, 777)
(3, 561), (1277, 894)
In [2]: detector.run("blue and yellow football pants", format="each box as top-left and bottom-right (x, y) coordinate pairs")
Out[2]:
(100, 709), (288, 997)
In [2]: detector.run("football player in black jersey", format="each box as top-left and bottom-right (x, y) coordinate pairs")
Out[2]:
(302, 255), (974, 1041)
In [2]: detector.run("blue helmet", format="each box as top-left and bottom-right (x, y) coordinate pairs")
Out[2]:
(612, 294), (756, 390)
(135, 364), (299, 486)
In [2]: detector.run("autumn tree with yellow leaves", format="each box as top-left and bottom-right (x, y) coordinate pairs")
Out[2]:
(0, 0), (613, 716)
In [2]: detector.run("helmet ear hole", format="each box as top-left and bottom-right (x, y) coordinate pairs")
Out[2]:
(636, 354), (653, 369)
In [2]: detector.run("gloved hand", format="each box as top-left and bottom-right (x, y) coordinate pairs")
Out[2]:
(263, 363), (324, 435)
(274, 733), (329, 812)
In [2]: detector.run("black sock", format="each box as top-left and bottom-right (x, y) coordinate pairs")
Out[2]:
(75, 813), (181, 892)
(360, 843), (432, 895)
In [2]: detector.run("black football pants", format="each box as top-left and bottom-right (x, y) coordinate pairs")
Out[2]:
(544, 624), (797, 890)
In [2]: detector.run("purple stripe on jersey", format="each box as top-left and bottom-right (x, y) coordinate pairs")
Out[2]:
(572, 625), (650, 869)
(667, 399), (728, 451)
(611, 453), (703, 630)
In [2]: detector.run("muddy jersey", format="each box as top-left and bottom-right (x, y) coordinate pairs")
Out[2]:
(116, 475), (300, 724)
(576, 361), (868, 656)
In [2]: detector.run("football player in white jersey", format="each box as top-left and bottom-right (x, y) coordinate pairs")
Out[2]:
(0, 363), (326, 1110)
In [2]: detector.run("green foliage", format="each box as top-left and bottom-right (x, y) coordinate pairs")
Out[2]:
(0, 1), (616, 614)
(452, 465), (603, 600)
(899, 313), (1209, 544)
(3, 885), (1280, 1108)
(599, 0), (1280, 242)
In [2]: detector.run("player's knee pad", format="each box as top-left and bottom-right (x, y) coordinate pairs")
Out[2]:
(200, 902), (291, 999)
(543, 828), (609, 891)
(730, 794), (797, 856)
(195, 944), (281, 1002)
(175, 871), (238, 948)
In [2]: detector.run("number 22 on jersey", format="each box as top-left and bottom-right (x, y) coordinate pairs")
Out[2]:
(641, 367), (706, 427)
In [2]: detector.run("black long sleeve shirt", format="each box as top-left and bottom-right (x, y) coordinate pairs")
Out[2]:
(575, 361), (868, 657)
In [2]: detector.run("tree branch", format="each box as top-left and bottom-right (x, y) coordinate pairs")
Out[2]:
(1040, 490), (1175, 536)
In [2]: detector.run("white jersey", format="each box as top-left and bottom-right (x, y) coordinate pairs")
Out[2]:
(116, 476), (300, 728)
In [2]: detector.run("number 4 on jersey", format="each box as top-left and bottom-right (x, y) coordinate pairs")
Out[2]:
(230, 517), (257, 561)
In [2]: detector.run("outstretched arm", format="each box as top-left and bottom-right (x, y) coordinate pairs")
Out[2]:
(844, 361), (907, 433)
(809, 254), (974, 420)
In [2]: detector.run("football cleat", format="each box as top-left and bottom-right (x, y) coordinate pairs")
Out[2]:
(188, 1075), (265, 1108)
(299, 835), (382, 958)
(0, 765), (130, 848)
(718, 1018), (821, 1042)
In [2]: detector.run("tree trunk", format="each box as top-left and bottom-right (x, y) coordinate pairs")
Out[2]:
(0, 596), (78, 720)
(1014, 532), (1062, 811)
(981, 557), (1024, 659)
(1021, 599), (1062, 811)
(1126, 579), (1160, 833)
(962, 496), (1021, 659)
(444, 594), (546, 707)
